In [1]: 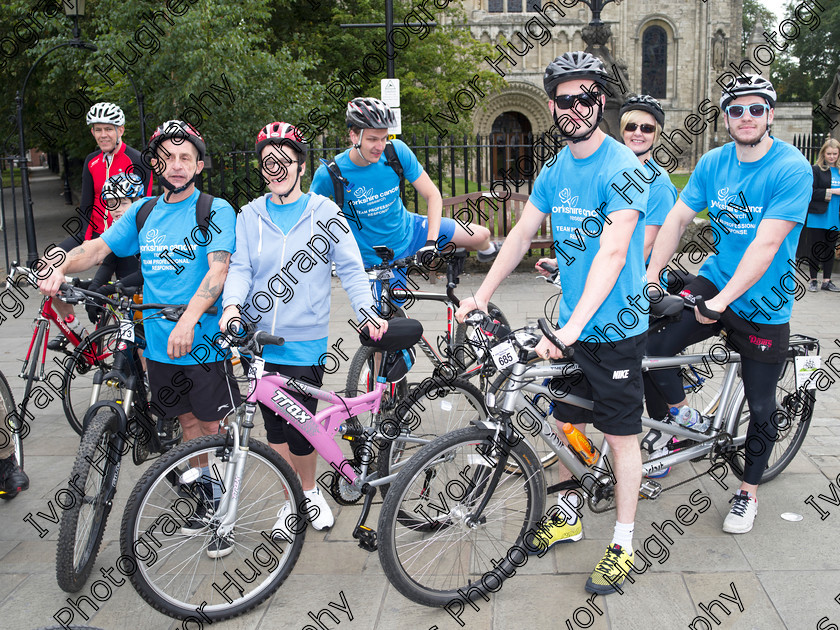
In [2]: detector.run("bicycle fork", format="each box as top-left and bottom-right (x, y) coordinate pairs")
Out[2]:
(213, 405), (255, 538)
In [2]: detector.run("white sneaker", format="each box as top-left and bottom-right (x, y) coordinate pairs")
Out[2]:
(303, 486), (334, 530)
(723, 491), (757, 534)
(271, 501), (293, 541)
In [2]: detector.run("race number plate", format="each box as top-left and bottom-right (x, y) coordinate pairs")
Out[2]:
(794, 355), (821, 390)
(491, 341), (517, 370)
(118, 318), (134, 342)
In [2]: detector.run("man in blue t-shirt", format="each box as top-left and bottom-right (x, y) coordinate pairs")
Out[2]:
(457, 51), (649, 596)
(310, 98), (500, 289)
(646, 74), (812, 536)
(39, 121), (240, 445)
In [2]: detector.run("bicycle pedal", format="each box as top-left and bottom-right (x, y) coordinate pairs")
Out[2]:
(639, 479), (662, 500)
(352, 525), (378, 552)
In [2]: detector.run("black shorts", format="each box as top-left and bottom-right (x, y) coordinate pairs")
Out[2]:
(257, 363), (325, 456)
(678, 276), (790, 364)
(551, 332), (645, 437)
(146, 359), (241, 421)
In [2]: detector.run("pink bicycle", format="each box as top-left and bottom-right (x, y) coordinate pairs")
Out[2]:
(118, 318), (486, 621)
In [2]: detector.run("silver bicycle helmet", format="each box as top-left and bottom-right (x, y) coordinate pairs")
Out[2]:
(346, 98), (397, 129)
(86, 102), (125, 127)
(719, 74), (776, 110)
(619, 94), (665, 128)
(543, 51), (608, 98)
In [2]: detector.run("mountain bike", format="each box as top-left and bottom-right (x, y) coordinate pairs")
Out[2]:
(54, 283), (194, 593)
(8, 265), (128, 437)
(346, 246), (509, 428)
(376, 299), (819, 606)
(118, 318), (487, 621)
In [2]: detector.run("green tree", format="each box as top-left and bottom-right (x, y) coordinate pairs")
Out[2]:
(267, 0), (505, 139)
(742, 0), (777, 54)
(772, 0), (840, 133)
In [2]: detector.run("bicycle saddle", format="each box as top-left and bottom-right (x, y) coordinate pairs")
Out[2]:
(358, 317), (423, 351)
(649, 294), (685, 318)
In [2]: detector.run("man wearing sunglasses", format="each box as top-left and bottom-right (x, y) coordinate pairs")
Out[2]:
(645, 74), (812, 536)
(456, 51), (649, 596)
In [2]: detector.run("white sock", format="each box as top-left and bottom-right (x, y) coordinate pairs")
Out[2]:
(611, 521), (634, 553)
(478, 243), (496, 255)
(556, 489), (582, 525)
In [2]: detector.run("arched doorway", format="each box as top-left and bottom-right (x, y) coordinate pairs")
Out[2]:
(490, 111), (532, 180)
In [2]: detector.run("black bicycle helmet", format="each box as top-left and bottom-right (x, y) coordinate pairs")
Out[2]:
(543, 51), (608, 98)
(619, 94), (665, 128)
(719, 74), (776, 110)
(346, 98), (397, 129)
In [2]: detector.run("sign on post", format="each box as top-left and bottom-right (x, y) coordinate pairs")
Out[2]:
(381, 78), (401, 136)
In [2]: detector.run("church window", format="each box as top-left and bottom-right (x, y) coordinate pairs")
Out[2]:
(641, 25), (667, 98)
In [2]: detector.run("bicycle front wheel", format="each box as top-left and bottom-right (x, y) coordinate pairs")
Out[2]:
(56, 409), (122, 592)
(453, 301), (510, 376)
(0, 369), (21, 499)
(378, 426), (546, 607)
(726, 356), (813, 484)
(120, 435), (306, 621)
(62, 325), (124, 436)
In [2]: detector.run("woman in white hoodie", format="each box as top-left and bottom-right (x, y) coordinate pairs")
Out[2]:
(220, 122), (387, 532)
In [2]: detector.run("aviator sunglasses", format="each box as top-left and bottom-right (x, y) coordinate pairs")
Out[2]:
(726, 103), (770, 119)
(624, 122), (656, 134)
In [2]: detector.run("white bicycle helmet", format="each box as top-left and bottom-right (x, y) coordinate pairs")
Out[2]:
(719, 74), (776, 110)
(86, 102), (125, 127)
(101, 172), (145, 200)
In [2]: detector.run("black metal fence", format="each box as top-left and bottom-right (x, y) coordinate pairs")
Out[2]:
(792, 132), (831, 163)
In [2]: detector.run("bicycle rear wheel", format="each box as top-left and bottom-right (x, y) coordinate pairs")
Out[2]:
(0, 369), (21, 500)
(120, 435), (305, 621)
(56, 409), (122, 592)
(726, 356), (813, 484)
(378, 426), (545, 607)
(345, 344), (409, 428)
(62, 325), (124, 436)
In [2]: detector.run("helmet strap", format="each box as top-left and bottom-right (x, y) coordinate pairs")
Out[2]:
(553, 100), (605, 144)
(160, 173), (197, 200)
(275, 167), (302, 204)
(352, 128), (374, 165)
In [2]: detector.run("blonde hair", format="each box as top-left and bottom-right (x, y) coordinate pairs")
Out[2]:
(619, 110), (661, 148)
(815, 138), (840, 171)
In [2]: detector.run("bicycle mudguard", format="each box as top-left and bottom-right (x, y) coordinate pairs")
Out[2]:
(81, 400), (128, 435)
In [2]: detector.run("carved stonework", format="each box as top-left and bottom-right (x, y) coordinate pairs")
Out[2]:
(473, 82), (554, 136)
(712, 30), (726, 70)
(582, 23), (612, 48)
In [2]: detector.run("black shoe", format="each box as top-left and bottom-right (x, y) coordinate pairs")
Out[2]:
(822, 280), (840, 292)
(0, 455), (29, 494)
(47, 334), (69, 351)
(206, 531), (234, 559)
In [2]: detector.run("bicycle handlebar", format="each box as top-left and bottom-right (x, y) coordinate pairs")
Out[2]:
(693, 296), (722, 321)
(537, 318), (574, 359)
(57, 282), (216, 319)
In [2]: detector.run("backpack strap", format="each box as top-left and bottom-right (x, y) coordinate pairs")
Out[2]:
(383, 141), (404, 179)
(320, 158), (349, 209)
(135, 193), (214, 237)
(135, 196), (160, 233)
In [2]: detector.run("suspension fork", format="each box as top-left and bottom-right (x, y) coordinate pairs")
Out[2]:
(215, 404), (254, 535)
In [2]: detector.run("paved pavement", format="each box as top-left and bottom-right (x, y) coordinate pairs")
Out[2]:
(1, 171), (839, 630)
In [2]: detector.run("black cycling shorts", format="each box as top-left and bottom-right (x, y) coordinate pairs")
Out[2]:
(551, 332), (645, 437)
(146, 359), (240, 421)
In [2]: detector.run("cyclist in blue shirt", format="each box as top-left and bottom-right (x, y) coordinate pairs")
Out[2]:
(310, 98), (500, 299)
(39, 120), (241, 557)
(646, 74), (812, 535)
(457, 51), (649, 596)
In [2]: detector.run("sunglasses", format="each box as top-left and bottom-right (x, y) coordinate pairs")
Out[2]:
(726, 104), (770, 119)
(553, 92), (600, 110)
(624, 123), (656, 134)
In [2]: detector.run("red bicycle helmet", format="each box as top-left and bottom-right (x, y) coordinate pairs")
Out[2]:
(255, 122), (308, 157)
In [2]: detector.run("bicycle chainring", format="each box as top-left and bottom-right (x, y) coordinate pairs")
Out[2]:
(331, 473), (363, 505)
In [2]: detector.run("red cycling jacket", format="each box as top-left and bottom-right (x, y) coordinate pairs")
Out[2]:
(80, 142), (153, 240)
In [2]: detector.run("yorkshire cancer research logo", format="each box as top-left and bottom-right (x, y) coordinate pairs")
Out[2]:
(712, 187), (739, 210)
(557, 188), (579, 208)
(145, 228), (166, 247)
(353, 186), (374, 199)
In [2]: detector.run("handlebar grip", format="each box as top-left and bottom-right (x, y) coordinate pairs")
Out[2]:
(206, 306), (218, 316)
(254, 331), (285, 347)
(537, 318), (574, 359)
(538, 261), (556, 273)
(694, 296), (722, 321)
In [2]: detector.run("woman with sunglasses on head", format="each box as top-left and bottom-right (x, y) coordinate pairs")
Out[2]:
(220, 122), (387, 534)
(802, 138), (840, 292)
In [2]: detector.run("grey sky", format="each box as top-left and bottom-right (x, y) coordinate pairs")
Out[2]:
(759, 0), (788, 28)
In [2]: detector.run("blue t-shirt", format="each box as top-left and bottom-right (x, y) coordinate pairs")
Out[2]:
(266, 193), (309, 234)
(309, 139), (424, 266)
(645, 160), (678, 227)
(679, 138), (811, 324)
(263, 337), (327, 366)
(805, 166), (840, 231)
(530, 136), (649, 342)
(101, 189), (237, 365)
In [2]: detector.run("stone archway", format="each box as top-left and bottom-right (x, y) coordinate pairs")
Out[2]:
(473, 81), (553, 136)
(490, 111), (532, 182)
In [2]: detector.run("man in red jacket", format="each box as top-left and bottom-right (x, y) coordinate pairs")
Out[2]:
(49, 102), (153, 350)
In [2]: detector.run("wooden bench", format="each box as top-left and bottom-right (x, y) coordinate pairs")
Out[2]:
(440, 190), (552, 250)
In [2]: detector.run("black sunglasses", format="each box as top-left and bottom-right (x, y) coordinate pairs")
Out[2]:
(553, 92), (600, 110)
(625, 123), (656, 134)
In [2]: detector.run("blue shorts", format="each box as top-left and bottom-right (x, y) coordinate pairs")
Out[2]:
(371, 214), (458, 309)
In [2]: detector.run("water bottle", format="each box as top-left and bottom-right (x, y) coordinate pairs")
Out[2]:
(562, 423), (599, 465)
(669, 405), (709, 433)
(64, 314), (87, 340)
